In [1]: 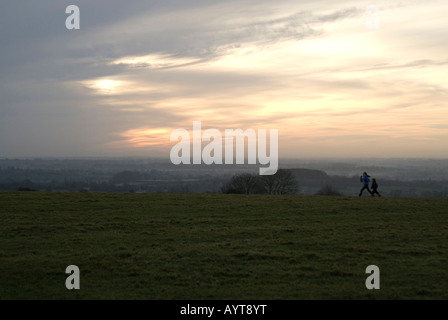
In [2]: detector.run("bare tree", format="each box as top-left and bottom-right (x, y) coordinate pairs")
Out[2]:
(316, 185), (342, 196)
(260, 169), (299, 195)
(221, 173), (261, 194)
(222, 169), (299, 195)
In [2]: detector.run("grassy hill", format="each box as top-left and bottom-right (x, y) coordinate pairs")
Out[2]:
(0, 191), (447, 299)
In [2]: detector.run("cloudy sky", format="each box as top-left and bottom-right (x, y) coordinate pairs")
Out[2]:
(1, 0), (447, 159)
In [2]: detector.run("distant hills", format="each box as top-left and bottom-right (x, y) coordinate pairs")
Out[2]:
(0, 158), (447, 197)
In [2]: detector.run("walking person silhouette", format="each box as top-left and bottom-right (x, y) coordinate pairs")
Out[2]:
(359, 172), (373, 197)
(371, 178), (381, 197)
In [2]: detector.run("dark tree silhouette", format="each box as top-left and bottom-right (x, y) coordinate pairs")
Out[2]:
(316, 185), (342, 196)
(221, 173), (261, 194)
(222, 170), (299, 195)
(260, 169), (299, 195)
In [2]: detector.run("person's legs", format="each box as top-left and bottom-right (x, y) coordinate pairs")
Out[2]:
(359, 186), (367, 196)
(359, 185), (373, 196)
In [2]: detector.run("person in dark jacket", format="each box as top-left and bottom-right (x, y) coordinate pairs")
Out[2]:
(371, 178), (381, 197)
(359, 172), (373, 197)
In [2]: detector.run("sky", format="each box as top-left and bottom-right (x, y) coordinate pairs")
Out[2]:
(0, 0), (447, 159)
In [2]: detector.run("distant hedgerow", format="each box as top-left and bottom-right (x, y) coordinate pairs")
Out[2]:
(316, 185), (342, 196)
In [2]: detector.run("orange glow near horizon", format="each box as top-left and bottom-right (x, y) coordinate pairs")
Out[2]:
(79, 1), (448, 158)
(119, 128), (172, 148)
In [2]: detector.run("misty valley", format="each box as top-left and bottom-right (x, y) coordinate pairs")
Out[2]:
(0, 158), (447, 198)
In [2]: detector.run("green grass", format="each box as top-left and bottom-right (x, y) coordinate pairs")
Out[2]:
(0, 192), (447, 300)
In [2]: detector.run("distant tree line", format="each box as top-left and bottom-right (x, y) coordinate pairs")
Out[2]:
(221, 170), (347, 196)
(221, 169), (299, 195)
(1, 164), (448, 198)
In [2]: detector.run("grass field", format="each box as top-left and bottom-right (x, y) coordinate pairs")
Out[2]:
(0, 191), (447, 300)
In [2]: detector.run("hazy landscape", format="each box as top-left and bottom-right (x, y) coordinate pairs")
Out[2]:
(1, 158), (447, 198)
(2, 157), (446, 300)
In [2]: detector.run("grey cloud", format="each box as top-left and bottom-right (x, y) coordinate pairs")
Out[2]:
(360, 59), (448, 72)
(1, 0), (363, 84)
(70, 4), (361, 72)
(428, 124), (448, 130)
(126, 7), (361, 64)
(316, 7), (361, 23)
